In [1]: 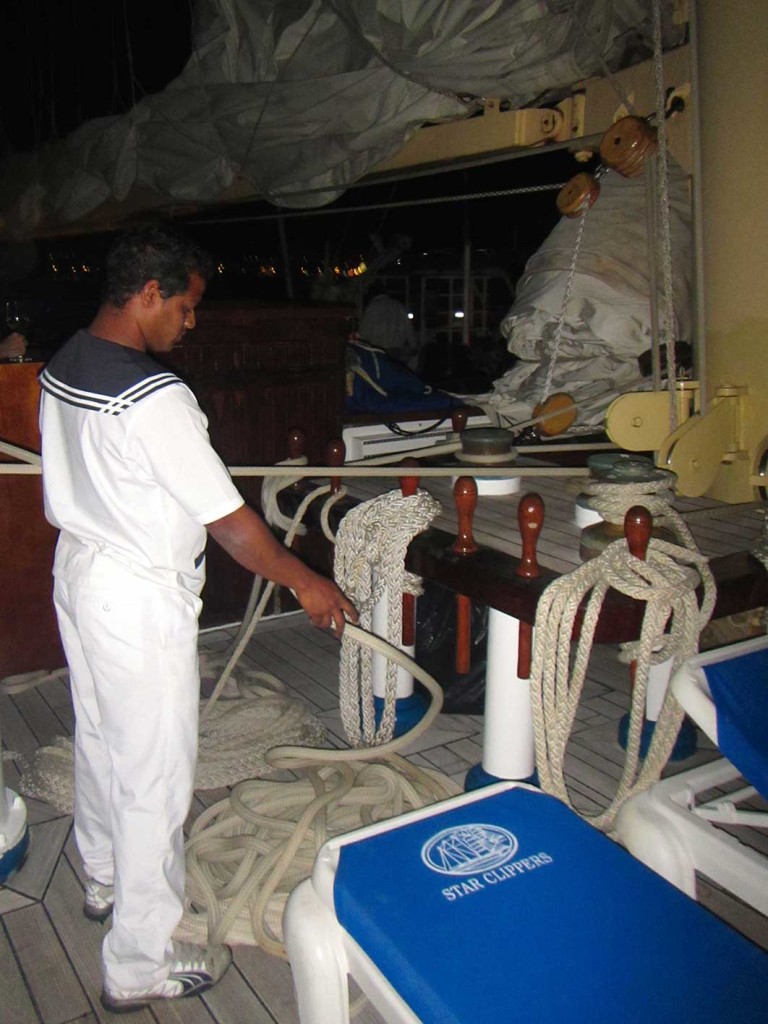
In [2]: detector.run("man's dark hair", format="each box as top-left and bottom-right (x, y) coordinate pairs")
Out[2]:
(103, 224), (214, 307)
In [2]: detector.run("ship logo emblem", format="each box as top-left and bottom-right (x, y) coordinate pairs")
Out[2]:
(421, 823), (519, 876)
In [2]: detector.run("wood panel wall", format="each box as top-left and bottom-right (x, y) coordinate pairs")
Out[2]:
(163, 302), (351, 624)
(0, 362), (63, 677)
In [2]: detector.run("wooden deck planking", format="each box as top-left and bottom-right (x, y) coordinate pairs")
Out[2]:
(0, 922), (41, 1024)
(10, 817), (71, 903)
(9, 689), (71, 750)
(3, 902), (91, 1024)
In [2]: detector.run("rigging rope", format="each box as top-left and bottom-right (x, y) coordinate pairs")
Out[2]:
(651, 0), (679, 429)
(176, 625), (459, 957)
(334, 488), (442, 745)
(174, 482), (452, 955)
(583, 476), (698, 550)
(530, 533), (716, 832)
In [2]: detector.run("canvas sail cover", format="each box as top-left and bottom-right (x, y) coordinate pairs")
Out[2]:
(0, 0), (669, 237)
(473, 164), (692, 428)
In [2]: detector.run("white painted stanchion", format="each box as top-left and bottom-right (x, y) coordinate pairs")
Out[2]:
(371, 581), (415, 701)
(0, 704), (29, 882)
(482, 610), (535, 780)
(465, 491), (543, 790)
(645, 656), (674, 721)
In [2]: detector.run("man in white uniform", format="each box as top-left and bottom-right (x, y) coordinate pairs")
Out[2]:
(39, 226), (357, 1013)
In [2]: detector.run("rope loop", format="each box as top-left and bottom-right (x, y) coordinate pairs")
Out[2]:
(334, 489), (442, 746)
(530, 530), (716, 831)
(584, 477), (698, 549)
(176, 625), (459, 958)
(261, 454), (310, 534)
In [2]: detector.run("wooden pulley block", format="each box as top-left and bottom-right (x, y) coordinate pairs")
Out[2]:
(532, 391), (577, 436)
(599, 116), (658, 177)
(556, 172), (600, 217)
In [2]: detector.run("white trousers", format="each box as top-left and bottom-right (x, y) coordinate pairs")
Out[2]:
(53, 547), (201, 993)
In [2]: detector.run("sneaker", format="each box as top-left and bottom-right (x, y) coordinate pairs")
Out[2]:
(100, 941), (232, 1013)
(83, 879), (114, 922)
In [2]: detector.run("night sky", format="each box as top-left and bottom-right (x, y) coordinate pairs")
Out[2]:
(0, 0), (192, 154)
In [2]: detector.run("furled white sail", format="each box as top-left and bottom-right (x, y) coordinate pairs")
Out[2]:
(0, 0), (670, 237)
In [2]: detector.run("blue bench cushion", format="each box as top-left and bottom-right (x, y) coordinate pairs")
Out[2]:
(704, 647), (768, 800)
(334, 787), (768, 1024)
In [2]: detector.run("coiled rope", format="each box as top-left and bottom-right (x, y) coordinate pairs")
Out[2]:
(176, 625), (459, 957)
(583, 475), (698, 550)
(334, 487), (442, 745)
(172, 484), (457, 955)
(530, 534), (716, 831)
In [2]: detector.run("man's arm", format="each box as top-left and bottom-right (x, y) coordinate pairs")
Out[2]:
(207, 504), (357, 635)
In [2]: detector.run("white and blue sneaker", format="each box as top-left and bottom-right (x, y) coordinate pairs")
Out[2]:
(100, 941), (232, 1013)
(83, 879), (114, 922)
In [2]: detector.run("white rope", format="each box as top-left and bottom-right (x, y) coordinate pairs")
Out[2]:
(584, 477), (698, 550)
(176, 626), (459, 957)
(0, 438), (41, 465)
(334, 489), (442, 745)
(233, 463), (592, 479)
(175, 490), (450, 956)
(530, 535), (716, 831)
(258, 451), (350, 549)
(14, 658), (329, 812)
(200, 482), (346, 718)
(260, 453), (310, 535)
(651, 0), (678, 429)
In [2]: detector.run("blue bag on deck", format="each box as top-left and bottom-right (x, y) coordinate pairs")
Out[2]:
(345, 341), (461, 414)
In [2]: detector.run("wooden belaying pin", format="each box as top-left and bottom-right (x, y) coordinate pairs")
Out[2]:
(399, 458), (421, 648)
(451, 408), (469, 434)
(624, 504), (653, 690)
(325, 439), (345, 495)
(452, 476), (478, 676)
(287, 427), (306, 490)
(517, 493), (544, 580)
(515, 493), (544, 678)
(452, 476), (479, 557)
(287, 427), (306, 461)
(625, 504), (652, 561)
(286, 425), (307, 485)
